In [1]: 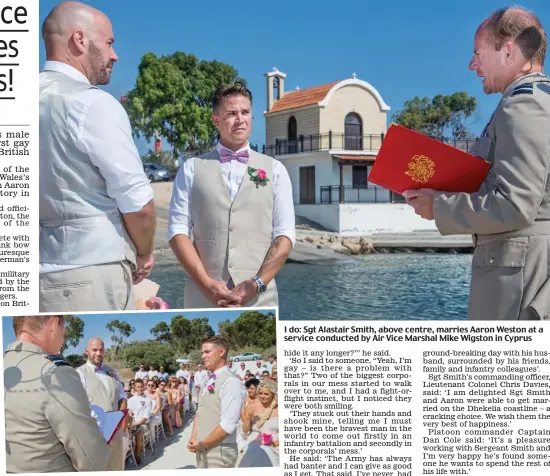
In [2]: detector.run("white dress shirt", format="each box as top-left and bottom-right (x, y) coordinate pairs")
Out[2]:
(202, 365), (245, 435)
(176, 369), (190, 382)
(78, 361), (125, 399)
(134, 370), (148, 380)
(128, 395), (153, 423)
(40, 61), (153, 273)
(193, 370), (208, 389)
(168, 142), (295, 246)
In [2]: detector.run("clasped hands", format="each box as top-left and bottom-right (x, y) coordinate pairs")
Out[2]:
(204, 277), (258, 307)
(402, 188), (436, 220)
(187, 438), (201, 453)
(132, 253), (155, 285)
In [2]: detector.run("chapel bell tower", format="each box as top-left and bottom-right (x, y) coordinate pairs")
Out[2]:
(264, 67), (286, 112)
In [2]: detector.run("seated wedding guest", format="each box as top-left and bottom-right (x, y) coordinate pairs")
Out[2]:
(4, 316), (109, 472)
(39, 1), (156, 312)
(271, 371), (278, 382)
(124, 385), (132, 399)
(239, 379), (279, 467)
(145, 380), (162, 443)
(143, 376), (149, 388)
(168, 378), (183, 428)
(158, 380), (174, 436)
(127, 380), (153, 465)
(261, 370), (270, 380)
(128, 378), (136, 394)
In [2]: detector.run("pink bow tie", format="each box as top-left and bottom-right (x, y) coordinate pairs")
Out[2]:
(219, 149), (249, 164)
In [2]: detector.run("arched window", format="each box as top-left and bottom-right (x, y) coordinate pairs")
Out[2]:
(345, 112), (363, 150)
(288, 116), (297, 153)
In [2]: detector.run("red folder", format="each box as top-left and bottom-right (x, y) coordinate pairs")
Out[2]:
(368, 124), (491, 194)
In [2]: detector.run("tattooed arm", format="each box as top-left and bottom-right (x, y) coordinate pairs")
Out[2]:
(221, 236), (292, 306)
(256, 235), (293, 284)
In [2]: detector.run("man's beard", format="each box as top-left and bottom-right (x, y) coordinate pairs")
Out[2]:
(88, 40), (111, 86)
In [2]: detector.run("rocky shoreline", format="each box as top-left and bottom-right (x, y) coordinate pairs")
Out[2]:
(296, 233), (375, 255)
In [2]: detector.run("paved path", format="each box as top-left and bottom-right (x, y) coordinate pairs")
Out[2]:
(128, 414), (197, 471)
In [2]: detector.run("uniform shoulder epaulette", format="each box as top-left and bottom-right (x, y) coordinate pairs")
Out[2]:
(45, 355), (70, 367)
(512, 83), (534, 96)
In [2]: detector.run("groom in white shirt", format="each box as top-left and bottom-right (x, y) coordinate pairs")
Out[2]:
(187, 336), (243, 468)
(168, 83), (295, 308)
(39, 1), (156, 312)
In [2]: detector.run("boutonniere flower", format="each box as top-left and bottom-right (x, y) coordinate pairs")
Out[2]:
(248, 167), (270, 188)
(207, 384), (215, 394)
(107, 371), (115, 378)
(259, 433), (273, 445)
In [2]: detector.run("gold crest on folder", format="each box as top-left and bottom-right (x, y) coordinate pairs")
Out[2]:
(405, 155), (435, 183)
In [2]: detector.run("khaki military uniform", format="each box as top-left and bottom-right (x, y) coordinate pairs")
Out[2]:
(434, 72), (550, 320)
(4, 341), (109, 472)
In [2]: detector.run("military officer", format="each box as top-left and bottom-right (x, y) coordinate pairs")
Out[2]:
(4, 316), (109, 472)
(404, 6), (550, 320)
(77, 338), (127, 471)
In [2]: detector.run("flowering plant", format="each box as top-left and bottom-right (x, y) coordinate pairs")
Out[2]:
(136, 296), (169, 310)
(207, 384), (215, 394)
(259, 433), (273, 445)
(248, 167), (269, 188)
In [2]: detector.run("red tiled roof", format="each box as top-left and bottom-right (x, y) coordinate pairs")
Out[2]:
(334, 155), (376, 161)
(268, 81), (340, 114)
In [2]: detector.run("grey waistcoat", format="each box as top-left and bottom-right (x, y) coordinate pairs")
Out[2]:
(77, 363), (121, 411)
(187, 149), (277, 307)
(39, 70), (136, 267)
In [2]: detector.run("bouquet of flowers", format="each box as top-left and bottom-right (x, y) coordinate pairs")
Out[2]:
(259, 433), (273, 445)
(136, 296), (169, 310)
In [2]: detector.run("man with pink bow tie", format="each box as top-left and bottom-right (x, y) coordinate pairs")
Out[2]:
(77, 338), (127, 470)
(168, 83), (295, 308)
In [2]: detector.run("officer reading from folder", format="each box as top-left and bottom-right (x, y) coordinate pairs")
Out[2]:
(404, 6), (550, 321)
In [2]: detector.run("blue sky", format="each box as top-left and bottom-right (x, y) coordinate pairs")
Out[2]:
(38, 0), (550, 154)
(2, 310), (273, 354)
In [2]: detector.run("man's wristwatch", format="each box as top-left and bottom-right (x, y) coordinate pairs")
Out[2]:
(252, 275), (267, 294)
(199, 441), (208, 452)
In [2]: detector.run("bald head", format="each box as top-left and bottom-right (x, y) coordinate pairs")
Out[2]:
(42, 1), (118, 85)
(85, 337), (105, 366)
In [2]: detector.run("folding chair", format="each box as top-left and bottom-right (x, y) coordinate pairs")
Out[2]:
(151, 414), (166, 441)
